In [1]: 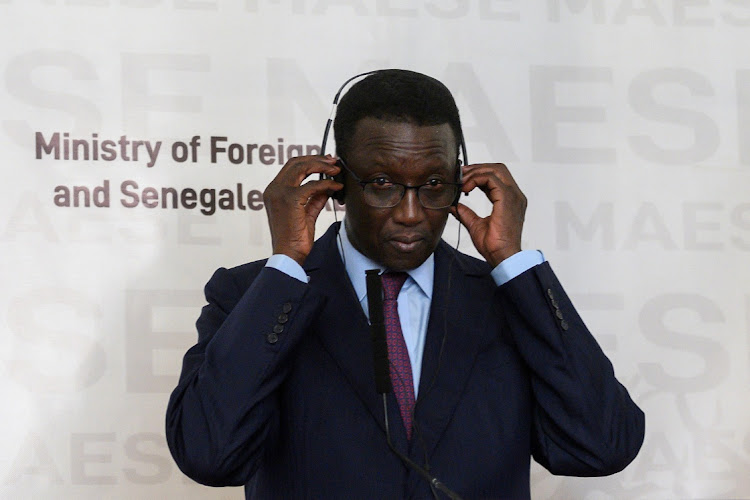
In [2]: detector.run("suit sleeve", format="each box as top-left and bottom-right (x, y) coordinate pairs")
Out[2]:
(496, 261), (645, 476)
(165, 265), (326, 486)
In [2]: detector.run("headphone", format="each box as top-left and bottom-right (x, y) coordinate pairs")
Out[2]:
(319, 70), (468, 206)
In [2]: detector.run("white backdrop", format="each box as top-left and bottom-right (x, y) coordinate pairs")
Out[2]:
(2, 1), (749, 499)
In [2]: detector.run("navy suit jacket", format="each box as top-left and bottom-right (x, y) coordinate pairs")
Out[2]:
(166, 223), (644, 499)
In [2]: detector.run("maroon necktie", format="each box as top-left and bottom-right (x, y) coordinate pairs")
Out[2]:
(381, 272), (415, 440)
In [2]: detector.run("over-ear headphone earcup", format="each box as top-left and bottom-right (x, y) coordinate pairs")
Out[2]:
(452, 160), (463, 207)
(331, 159), (346, 203)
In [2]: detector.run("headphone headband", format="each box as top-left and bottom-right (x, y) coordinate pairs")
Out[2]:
(320, 70), (380, 158)
(321, 70), (468, 205)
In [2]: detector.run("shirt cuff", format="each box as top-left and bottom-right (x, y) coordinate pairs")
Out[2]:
(266, 254), (310, 283)
(490, 250), (545, 286)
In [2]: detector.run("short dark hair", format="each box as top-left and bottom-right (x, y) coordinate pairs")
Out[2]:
(333, 69), (463, 160)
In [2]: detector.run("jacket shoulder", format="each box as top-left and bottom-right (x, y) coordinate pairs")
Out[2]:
(221, 259), (268, 287)
(200, 259), (269, 312)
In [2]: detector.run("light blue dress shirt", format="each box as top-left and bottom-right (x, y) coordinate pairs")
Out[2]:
(265, 220), (544, 396)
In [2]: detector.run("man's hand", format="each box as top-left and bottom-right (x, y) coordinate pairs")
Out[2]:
(263, 155), (343, 265)
(451, 163), (527, 268)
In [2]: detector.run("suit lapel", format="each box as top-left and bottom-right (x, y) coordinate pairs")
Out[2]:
(411, 242), (490, 460)
(303, 226), (491, 458)
(304, 223), (389, 432)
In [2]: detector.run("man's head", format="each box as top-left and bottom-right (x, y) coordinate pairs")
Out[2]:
(333, 70), (464, 271)
(333, 69), (463, 162)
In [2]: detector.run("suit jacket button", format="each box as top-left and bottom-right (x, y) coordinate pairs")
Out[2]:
(555, 309), (564, 320)
(267, 333), (279, 344)
(277, 313), (289, 324)
(273, 324), (284, 334)
(551, 299), (559, 309)
(282, 303), (292, 313)
(547, 288), (555, 299)
(560, 320), (569, 331)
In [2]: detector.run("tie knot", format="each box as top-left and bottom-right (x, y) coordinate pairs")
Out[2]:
(381, 272), (408, 300)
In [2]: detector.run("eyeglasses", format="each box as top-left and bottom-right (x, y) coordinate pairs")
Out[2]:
(338, 159), (462, 209)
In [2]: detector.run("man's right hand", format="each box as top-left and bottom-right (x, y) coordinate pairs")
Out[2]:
(263, 155), (343, 266)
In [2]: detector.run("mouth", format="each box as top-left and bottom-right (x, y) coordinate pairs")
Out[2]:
(388, 235), (425, 253)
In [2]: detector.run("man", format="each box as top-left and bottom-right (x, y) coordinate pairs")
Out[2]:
(166, 70), (644, 499)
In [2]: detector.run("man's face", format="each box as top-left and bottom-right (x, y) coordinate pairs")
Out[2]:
(342, 117), (458, 271)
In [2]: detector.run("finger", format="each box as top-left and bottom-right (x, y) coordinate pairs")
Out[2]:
(462, 163), (519, 190)
(277, 155), (340, 186)
(293, 178), (343, 204)
(451, 203), (481, 231)
(304, 191), (332, 224)
(461, 169), (523, 204)
(460, 171), (509, 199)
(293, 158), (341, 185)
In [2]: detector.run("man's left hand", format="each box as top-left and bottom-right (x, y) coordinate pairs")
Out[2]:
(451, 163), (527, 268)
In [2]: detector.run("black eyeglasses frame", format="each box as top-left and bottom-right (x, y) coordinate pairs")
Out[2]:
(336, 158), (462, 210)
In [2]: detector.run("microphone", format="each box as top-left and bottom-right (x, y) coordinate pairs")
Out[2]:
(365, 269), (463, 500)
(366, 269), (391, 394)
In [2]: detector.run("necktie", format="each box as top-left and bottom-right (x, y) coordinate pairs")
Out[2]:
(380, 272), (415, 440)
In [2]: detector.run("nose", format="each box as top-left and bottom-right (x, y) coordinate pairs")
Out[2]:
(391, 187), (424, 226)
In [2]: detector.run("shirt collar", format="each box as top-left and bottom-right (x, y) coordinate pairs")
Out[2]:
(337, 218), (434, 302)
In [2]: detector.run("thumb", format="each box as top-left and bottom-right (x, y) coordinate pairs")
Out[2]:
(452, 203), (480, 231)
(305, 192), (331, 225)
